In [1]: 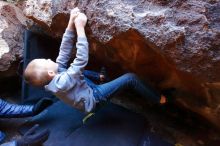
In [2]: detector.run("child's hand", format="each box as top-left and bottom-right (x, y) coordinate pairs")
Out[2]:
(70, 7), (80, 22)
(67, 7), (80, 31)
(75, 12), (88, 28)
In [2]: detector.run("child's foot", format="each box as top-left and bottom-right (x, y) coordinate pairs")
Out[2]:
(99, 67), (108, 84)
(160, 95), (167, 104)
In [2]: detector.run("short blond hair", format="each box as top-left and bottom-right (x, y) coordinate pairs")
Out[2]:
(24, 59), (50, 86)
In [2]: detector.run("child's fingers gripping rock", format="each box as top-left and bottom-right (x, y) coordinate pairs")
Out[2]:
(70, 7), (80, 20)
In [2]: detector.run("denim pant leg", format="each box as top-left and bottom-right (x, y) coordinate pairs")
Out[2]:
(94, 73), (161, 103)
(85, 77), (96, 89)
(84, 76), (101, 102)
(83, 70), (100, 82)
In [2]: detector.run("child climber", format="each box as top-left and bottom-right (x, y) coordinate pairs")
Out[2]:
(24, 7), (166, 113)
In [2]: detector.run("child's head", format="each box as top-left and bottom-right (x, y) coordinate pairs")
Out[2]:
(24, 59), (58, 87)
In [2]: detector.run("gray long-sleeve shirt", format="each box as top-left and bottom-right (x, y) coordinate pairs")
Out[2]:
(45, 29), (96, 113)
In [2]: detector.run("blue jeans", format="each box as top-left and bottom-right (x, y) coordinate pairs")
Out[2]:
(84, 71), (161, 103)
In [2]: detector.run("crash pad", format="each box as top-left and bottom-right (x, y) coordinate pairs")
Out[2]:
(20, 101), (173, 146)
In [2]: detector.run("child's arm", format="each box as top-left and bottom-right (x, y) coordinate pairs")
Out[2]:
(56, 8), (79, 69)
(67, 12), (88, 75)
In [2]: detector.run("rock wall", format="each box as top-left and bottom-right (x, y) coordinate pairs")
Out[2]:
(23, 0), (220, 81)
(0, 1), (27, 78)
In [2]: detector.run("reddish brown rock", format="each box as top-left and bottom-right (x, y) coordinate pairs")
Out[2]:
(23, 0), (220, 130)
(0, 1), (27, 78)
(23, 0), (220, 80)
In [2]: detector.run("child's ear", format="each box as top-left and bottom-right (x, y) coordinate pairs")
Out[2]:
(48, 70), (56, 77)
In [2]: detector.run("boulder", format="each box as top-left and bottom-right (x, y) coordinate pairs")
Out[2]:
(0, 1), (27, 78)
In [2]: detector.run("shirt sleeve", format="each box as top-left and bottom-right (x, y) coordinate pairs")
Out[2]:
(56, 29), (75, 69)
(0, 141), (16, 146)
(66, 36), (89, 76)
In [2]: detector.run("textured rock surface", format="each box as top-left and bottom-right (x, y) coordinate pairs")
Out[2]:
(0, 1), (27, 78)
(23, 0), (220, 130)
(23, 0), (220, 80)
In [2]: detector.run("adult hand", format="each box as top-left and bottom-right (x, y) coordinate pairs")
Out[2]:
(33, 97), (53, 115)
(16, 124), (49, 146)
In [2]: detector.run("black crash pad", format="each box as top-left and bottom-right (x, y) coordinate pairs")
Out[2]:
(64, 103), (173, 146)
(20, 101), (173, 146)
(19, 101), (85, 145)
